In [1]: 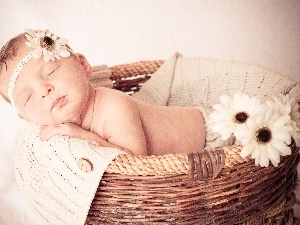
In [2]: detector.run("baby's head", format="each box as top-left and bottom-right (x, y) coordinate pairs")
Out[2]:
(0, 29), (74, 104)
(0, 29), (93, 125)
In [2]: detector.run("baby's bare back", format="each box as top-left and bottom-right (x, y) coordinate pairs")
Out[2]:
(92, 88), (206, 156)
(135, 100), (206, 155)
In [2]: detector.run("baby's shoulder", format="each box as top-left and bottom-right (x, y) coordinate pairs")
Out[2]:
(95, 87), (130, 101)
(94, 87), (135, 110)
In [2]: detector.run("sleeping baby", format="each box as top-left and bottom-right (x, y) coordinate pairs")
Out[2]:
(0, 29), (227, 156)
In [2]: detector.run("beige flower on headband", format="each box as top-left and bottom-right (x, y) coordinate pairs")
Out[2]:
(25, 29), (71, 62)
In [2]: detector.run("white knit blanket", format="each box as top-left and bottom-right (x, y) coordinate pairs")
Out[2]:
(15, 123), (123, 225)
(133, 53), (300, 106)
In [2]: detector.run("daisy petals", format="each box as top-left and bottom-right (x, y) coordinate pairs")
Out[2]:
(24, 29), (71, 62)
(210, 92), (296, 167)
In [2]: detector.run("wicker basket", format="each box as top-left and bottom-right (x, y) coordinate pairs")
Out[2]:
(86, 60), (299, 225)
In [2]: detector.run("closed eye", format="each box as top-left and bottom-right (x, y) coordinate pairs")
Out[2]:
(24, 94), (31, 106)
(45, 69), (55, 77)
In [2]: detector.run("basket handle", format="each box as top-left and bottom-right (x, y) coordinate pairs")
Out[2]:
(188, 148), (225, 180)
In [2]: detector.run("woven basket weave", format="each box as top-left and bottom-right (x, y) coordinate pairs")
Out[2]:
(86, 60), (299, 225)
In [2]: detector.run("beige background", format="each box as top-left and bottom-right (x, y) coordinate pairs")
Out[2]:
(0, 0), (299, 224)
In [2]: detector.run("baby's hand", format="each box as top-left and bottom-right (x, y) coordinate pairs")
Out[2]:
(39, 122), (134, 155)
(39, 123), (87, 141)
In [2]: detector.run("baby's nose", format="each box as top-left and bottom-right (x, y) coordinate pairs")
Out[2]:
(40, 84), (53, 98)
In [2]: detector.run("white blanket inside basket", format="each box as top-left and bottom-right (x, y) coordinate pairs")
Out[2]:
(132, 53), (300, 106)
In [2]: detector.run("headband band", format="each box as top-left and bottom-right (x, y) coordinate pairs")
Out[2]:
(8, 51), (35, 107)
(7, 29), (72, 107)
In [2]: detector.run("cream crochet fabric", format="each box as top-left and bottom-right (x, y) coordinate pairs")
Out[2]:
(133, 53), (300, 106)
(15, 123), (123, 225)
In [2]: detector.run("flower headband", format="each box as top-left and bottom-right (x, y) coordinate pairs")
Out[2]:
(8, 29), (72, 107)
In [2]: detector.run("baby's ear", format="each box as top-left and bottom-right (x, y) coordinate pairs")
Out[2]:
(74, 53), (92, 77)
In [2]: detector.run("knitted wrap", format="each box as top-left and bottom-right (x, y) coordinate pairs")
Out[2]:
(15, 125), (123, 225)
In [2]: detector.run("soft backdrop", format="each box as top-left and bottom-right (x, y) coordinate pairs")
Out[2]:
(0, 0), (299, 224)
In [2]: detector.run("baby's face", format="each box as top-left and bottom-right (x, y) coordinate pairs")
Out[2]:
(0, 44), (92, 125)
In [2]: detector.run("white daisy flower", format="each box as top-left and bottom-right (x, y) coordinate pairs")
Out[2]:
(265, 95), (300, 146)
(265, 95), (291, 120)
(235, 107), (293, 167)
(209, 92), (264, 140)
(25, 29), (71, 62)
(290, 103), (300, 147)
(272, 94), (300, 147)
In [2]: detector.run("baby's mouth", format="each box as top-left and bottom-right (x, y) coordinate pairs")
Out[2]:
(52, 96), (66, 109)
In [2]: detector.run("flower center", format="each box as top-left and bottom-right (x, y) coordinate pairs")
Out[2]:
(40, 36), (55, 51)
(256, 127), (272, 144)
(235, 111), (249, 124)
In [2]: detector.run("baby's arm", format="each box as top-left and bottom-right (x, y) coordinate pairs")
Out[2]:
(39, 123), (134, 155)
(98, 89), (148, 156)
